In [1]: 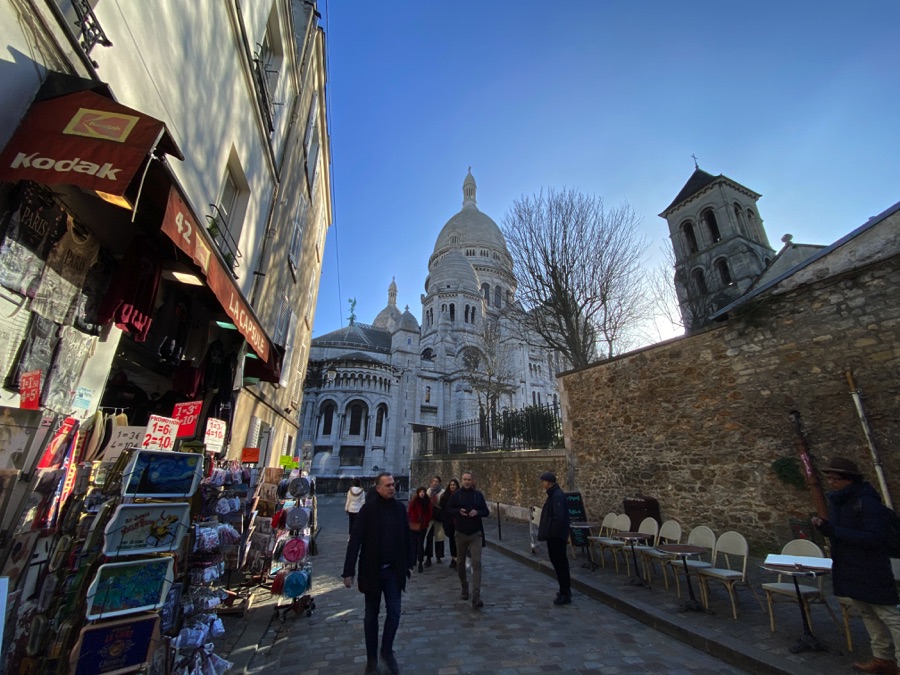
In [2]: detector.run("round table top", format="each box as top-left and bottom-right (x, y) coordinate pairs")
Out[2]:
(615, 532), (651, 541)
(570, 522), (600, 528)
(760, 563), (830, 577)
(656, 544), (707, 555)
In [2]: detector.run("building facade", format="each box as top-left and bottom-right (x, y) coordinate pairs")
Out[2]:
(299, 171), (559, 482)
(0, 0), (331, 466)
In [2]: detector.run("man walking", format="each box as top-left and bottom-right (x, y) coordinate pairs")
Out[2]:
(343, 472), (414, 674)
(537, 471), (571, 605)
(446, 471), (489, 609)
(812, 458), (900, 674)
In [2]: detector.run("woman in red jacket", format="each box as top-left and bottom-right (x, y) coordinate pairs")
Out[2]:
(408, 487), (432, 573)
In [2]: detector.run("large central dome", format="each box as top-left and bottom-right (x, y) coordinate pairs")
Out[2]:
(432, 169), (509, 256)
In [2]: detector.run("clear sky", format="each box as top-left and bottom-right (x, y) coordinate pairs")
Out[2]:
(313, 0), (899, 341)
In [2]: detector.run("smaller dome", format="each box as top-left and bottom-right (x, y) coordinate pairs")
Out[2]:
(372, 305), (401, 330)
(399, 306), (419, 331)
(426, 249), (480, 296)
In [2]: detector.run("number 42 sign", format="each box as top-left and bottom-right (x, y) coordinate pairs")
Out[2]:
(141, 415), (179, 450)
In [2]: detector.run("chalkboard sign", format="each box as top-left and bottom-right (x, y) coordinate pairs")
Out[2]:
(565, 492), (588, 547)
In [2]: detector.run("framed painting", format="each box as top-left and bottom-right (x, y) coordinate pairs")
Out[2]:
(102, 503), (191, 557)
(121, 449), (203, 498)
(85, 557), (174, 620)
(69, 613), (161, 675)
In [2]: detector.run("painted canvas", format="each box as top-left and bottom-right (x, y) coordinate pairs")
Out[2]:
(121, 449), (203, 498)
(102, 503), (191, 556)
(85, 557), (174, 620)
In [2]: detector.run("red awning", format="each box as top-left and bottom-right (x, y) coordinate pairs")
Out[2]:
(0, 88), (181, 197)
(161, 184), (281, 381)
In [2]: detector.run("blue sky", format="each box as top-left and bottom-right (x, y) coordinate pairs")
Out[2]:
(313, 1), (899, 340)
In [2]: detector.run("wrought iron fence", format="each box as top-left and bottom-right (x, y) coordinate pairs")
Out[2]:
(416, 402), (563, 455)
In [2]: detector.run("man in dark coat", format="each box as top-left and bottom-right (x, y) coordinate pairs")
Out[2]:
(812, 458), (900, 674)
(538, 471), (572, 605)
(343, 473), (414, 674)
(446, 470), (489, 609)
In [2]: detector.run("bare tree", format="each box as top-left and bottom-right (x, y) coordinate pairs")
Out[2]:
(458, 315), (519, 414)
(502, 188), (649, 368)
(649, 243), (710, 334)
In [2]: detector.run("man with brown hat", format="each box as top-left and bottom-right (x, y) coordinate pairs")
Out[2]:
(812, 457), (900, 674)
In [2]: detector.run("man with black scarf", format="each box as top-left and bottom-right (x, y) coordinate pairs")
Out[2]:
(343, 473), (414, 674)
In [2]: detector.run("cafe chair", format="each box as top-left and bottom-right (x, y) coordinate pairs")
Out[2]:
(626, 517), (660, 577)
(586, 512), (617, 565)
(639, 519), (682, 586)
(697, 531), (762, 619)
(666, 525), (715, 598)
(589, 513), (631, 572)
(762, 539), (838, 634)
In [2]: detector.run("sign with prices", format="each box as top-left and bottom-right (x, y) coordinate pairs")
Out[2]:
(241, 447), (260, 463)
(204, 418), (227, 451)
(102, 426), (145, 461)
(172, 400), (203, 437)
(141, 415), (179, 450)
(20, 370), (41, 410)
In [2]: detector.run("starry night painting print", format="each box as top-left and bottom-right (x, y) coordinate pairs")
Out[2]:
(121, 449), (203, 498)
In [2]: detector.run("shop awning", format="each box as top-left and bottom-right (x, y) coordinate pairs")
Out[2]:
(0, 83), (182, 197)
(161, 184), (282, 381)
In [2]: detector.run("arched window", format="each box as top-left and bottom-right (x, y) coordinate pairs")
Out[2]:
(494, 286), (502, 307)
(691, 268), (708, 295)
(464, 305), (470, 323)
(683, 221), (699, 254)
(348, 402), (367, 436)
(449, 303), (455, 321)
(703, 209), (721, 242)
(321, 402), (335, 436)
(421, 347), (434, 360)
(481, 283), (490, 305)
(506, 290), (512, 306)
(746, 209), (757, 237)
(716, 258), (733, 286)
(375, 404), (387, 437)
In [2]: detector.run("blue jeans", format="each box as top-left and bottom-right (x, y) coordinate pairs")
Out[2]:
(364, 566), (402, 659)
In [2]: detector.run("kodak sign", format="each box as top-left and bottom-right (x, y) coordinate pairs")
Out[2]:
(0, 89), (171, 197)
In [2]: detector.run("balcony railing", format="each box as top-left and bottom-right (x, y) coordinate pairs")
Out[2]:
(70, 0), (112, 63)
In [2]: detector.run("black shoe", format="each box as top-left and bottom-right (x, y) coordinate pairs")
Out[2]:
(472, 598), (484, 609)
(364, 658), (378, 674)
(424, 558), (431, 567)
(553, 594), (571, 605)
(417, 563), (423, 573)
(461, 586), (469, 600)
(380, 650), (400, 674)
(437, 558), (443, 563)
(449, 559), (457, 570)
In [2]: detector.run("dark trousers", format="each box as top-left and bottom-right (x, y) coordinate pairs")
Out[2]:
(363, 566), (402, 660)
(445, 526), (457, 558)
(424, 524), (445, 559)
(348, 512), (358, 534)
(547, 537), (571, 597)
(412, 530), (426, 563)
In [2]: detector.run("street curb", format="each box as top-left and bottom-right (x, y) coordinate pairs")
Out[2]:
(485, 538), (823, 675)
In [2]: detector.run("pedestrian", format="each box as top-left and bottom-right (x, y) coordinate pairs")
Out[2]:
(812, 457), (900, 674)
(424, 475), (445, 567)
(408, 486), (432, 573)
(345, 478), (365, 534)
(446, 471), (489, 609)
(537, 471), (571, 605)
(343, 472), (414, 675)
(440, 478), (460, 568)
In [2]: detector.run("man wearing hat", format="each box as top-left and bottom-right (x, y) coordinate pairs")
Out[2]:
(812, 457), (900, 674)
(537, 471), (571, 605)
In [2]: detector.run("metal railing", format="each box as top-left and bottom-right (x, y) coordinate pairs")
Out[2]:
(416, 402), (563, 455)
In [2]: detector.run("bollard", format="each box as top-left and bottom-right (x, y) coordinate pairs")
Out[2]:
(497, 501), (502, 541)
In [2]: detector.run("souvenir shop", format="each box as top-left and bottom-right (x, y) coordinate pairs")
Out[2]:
(0, 74), (300, 673)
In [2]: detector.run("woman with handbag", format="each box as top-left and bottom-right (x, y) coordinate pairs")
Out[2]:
(407, 487), (432, 573)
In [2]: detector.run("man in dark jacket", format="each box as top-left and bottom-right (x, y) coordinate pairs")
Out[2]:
(538, 471), (571, 605)
(812, 458), (900, 674)
(343, 473), (415, 674)
(446, 470), (489, 609)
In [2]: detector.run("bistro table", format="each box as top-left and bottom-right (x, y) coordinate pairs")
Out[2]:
(656, 544), (709, 611)
(760, 563), (831, 654)
(615, 532), (652, 587)
(570, 522), (600, 570)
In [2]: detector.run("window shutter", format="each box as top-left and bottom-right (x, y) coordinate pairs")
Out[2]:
(274, 294), (290, 345)
(304, 92), (318, 154)
(279, 311), (297, 389)
(290, 343), (306, 408)
(289, 198), (308, 271)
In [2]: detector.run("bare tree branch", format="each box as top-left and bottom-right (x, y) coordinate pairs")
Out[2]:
(458, 315), (519, 412)
(502, 188), (649, 368)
